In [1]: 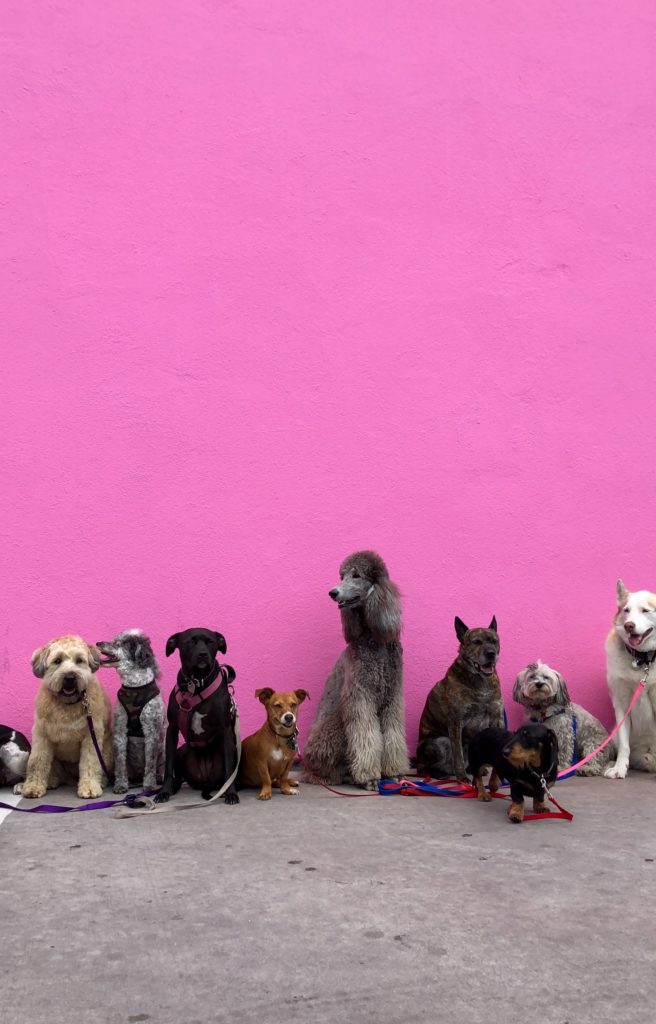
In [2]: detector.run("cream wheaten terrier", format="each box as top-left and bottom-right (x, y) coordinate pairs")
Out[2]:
(16, 635), (113, 799)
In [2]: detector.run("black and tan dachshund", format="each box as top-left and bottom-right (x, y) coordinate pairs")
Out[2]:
(467, 723), (559, 823)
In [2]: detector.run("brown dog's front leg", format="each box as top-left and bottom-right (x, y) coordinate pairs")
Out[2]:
(447, 719), (467, 781)
(474, 773), (491, 802)
(257, 760), (273, 801)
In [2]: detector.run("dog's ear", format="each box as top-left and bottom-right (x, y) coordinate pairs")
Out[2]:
(134, 641), (151, 670)
(294, 689), (310, 703)
(512, 668), (527, 705)
(86, 644), (101, 673)
(454, 617), (469, 642)
(617, 579), (629, 606)
(213, 632), (227, 654)
(541, 728), (559, 776)
(364, 577), (401, 642)
(222, 664), (236, 684)
(489, 615), (497, 632)
(554, 670), (570, 705)
(256, 687), (274, 704)
(165, 634), (179, 657)
(31, 643), (50, 678)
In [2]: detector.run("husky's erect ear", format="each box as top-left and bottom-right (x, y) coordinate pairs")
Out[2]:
(454, 617), (469, 642)
(617, 579), (629, 606)
(165, 634), (179, 657)
(489, 616), (497, 633)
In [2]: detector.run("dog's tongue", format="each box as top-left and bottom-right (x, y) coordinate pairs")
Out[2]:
(629, 633), (644, 648)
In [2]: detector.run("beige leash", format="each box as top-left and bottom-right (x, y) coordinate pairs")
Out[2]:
(115, 711), (242, 819)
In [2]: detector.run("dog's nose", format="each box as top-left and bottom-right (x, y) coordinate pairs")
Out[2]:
(328, 588), (339, 601)
(282, 713), (295, 725)
(63, 672), (77, 683)
(624, 621), (636, 634)
(534, 681), (545, 689)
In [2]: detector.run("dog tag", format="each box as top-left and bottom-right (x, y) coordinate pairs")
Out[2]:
(188, 681), (196, 695)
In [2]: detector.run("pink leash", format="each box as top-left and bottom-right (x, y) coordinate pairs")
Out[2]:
(556, 679), (645, 779)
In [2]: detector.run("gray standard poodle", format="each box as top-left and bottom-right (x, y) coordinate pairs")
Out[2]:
(513, 660), (613, 775)
(302, 551), (409, 789)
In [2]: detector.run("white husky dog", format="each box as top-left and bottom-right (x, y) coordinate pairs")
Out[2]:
(605, 579), (656, 779)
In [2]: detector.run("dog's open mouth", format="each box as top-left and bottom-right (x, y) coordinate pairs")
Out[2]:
(479, 664), (496, 677)
(337, 598), (360, 609)
(60, 681), (79, 696)
(628, 628), (653, 649)
(96, 643), (121, 667)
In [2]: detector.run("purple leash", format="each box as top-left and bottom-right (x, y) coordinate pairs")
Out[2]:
(0, 690), (154, 815)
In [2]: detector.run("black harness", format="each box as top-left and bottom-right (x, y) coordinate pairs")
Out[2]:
(117, 681), (161, 739)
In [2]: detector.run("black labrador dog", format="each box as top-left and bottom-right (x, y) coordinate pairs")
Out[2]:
(467, 723), (559, 823)
(155, 628), (240, 805)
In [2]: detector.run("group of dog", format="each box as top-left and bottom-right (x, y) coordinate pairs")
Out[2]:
(1, 553), (655, 824)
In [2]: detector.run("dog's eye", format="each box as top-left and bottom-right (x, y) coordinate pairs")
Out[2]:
(75, 657), (85, 665)
(352, 571), (360, 579)
(624, 607), (630, 613)
(474, 638), (482, 645)
(641, 608), (649, 614)
(52, 656), (62, 665)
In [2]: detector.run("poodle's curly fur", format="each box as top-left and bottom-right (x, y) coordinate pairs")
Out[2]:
(513, 660), (613, 776)
(302, 551), (409, 789)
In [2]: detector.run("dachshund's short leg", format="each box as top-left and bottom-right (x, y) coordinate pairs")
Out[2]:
(533, 796), (551, 814)
(488, 770), (500, 794)
(474, 772), (491, 802)
(508, 801), (525, 823)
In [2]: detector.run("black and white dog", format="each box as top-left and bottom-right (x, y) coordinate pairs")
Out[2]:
(97, 630), (166, 793)
(0, 725), (31, 787)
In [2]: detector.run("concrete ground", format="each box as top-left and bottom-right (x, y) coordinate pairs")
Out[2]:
(1, 774), (654, 1024)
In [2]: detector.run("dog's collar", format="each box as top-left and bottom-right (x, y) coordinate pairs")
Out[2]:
(180, 661), (221, 696)
(268, 722), (299, 750)
(624, 644), (656, 668)
(527, 706), (568, 722)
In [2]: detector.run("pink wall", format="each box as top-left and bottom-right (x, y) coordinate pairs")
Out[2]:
(2, 1), (656, 750)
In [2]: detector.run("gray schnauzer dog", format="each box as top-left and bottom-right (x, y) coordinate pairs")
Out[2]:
(97, 630), (165, 793)
(302, 551), (409, 790)
(513, 660), (613, 776)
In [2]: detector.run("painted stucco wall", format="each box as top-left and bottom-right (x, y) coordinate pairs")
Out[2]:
(2, 1), (655, 749)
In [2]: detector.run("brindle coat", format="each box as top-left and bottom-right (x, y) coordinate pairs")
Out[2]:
(416, 617), (504, 781)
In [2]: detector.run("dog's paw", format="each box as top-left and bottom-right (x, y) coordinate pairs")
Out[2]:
(20, 782), (46, 799)
(113, 782), (128, 795)
(355, 779), (380, 792)
(604, 761), (628, 779)
(577, 763), (601, 777)
(477, 792), (492, 803)
(154, 789), (171, 804)
(257, 791), (272, 801)
(12, 782), (24, 796)
(225, 792), (240, 805)
(281, 786), (299, 796)
(78, 781), (103, 799)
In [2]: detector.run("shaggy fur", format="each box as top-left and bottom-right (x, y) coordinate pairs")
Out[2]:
(0, 726), (30, 787)
(513, 660), (612, 775)
(16, 635), (113, 800)
(97, 629), (166, 793)
(302, 551), (409, 789)
(416, 617), (504, 781)
(605, 579), (656, 778)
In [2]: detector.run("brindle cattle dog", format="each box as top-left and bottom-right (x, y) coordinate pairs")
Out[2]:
(416, 617), (504, 781)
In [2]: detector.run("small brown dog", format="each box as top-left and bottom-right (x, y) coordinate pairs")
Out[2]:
(238, 689), (309, 800)
(416, 617), (504, 781)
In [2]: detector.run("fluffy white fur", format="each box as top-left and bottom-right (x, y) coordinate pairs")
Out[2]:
(605, 580), (656, 779)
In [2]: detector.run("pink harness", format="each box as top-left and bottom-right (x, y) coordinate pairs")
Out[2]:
(174, 667), (229, 744)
